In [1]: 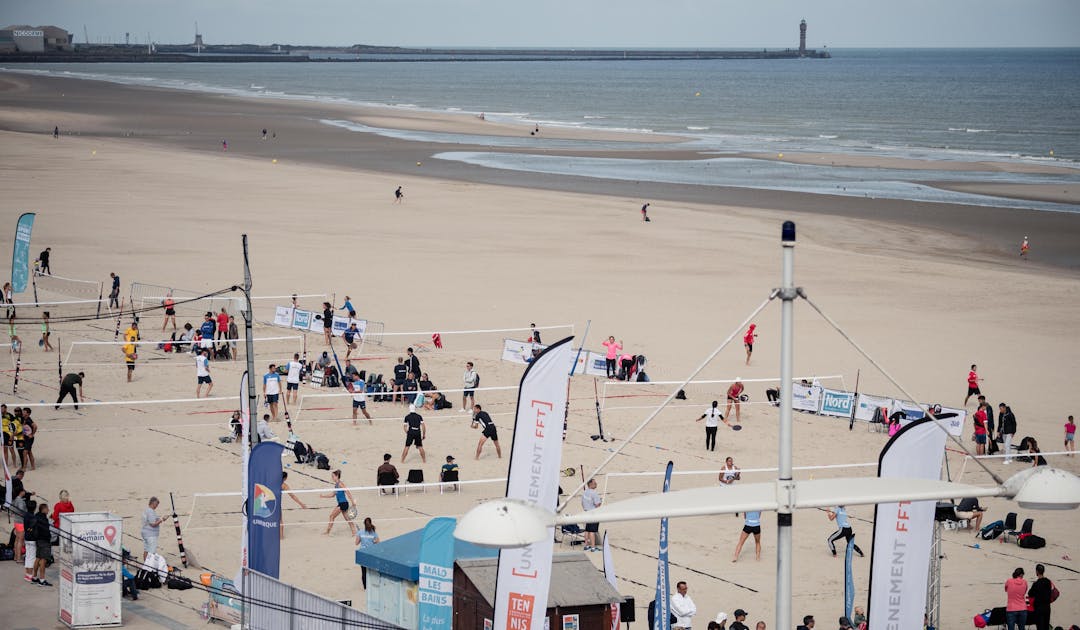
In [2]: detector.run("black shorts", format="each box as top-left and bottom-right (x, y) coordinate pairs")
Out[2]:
(36, 542), (53, 560)
(127, 363), (135, 371)
(728, 396), (739, 403)
(287, 382), (299, 391)
(483, 426), (498, 441)
(338, 501), (350, 513)
(394, 378), (405, 386)
(743, 524), (761, 535)
(165, 308), (176, 316)
(266, 394), (279, 404)
(745, 343), (753, 352)
(22, 437), (33, 453)
(463, 388), (475, 398)
(585, 522), (599, 533)
(967, 386), (981, 396)
(198, 375), (212, 384)
(2, 433), (10, 447)
(406, 432), (423, 447)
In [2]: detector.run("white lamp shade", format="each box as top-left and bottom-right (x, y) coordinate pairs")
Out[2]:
(454, 499), (553, 548)
(1005, 467), (1080, 510)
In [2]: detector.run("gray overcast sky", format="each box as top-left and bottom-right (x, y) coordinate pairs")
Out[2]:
(3, 0), (1079, 48)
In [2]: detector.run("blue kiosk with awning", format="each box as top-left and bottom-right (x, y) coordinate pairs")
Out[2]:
(356, 527), (498, 628)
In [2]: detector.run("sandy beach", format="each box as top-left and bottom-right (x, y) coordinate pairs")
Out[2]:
(0, 71), (1078, 628)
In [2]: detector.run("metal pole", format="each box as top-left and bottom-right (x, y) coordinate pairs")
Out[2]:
(243, 234), (259, 446)
(776, 220), (797, 630)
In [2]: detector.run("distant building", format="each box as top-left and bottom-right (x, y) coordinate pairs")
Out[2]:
(799, 19), (807, 55)
(0, 25), (73, 52)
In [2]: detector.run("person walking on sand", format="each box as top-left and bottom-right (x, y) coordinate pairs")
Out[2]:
(825, 505), (864, 558)
(581, 479), (602, 551)
(743, 324), (757, 365)
(394, 186), (404, 203)
(964, 364), (982, 406)
(37, 247), (51, 275)
(108, 273), (120, 310)
(285, 353), (303, 406)
(53, 126), (59, 140)
(355, 518), (380, 589)
(222, 139), (228, 152)
(321, 469), (357, 536)
(141, 497), (164, 561)
(472, 404), (502, 459)
(1065, 415), (1075, 456)
(999, 402), (1018, 464)
(641, 202), (651, 222)
(724, 378), (745, 425)
(122, 339), (137, 382)
(195, 349), (213, 398)
(402, 404), (427, 463)
(1020, 236), (1030, 258)
(348, 374), (372, 425)
(602, 336), (622, 379)
(732, 510), (762, 562)
(697, 400), (729, 451)
(279, 471), (306, 540)
(40, 312), (53, 351)
(161, 292), (176, 332)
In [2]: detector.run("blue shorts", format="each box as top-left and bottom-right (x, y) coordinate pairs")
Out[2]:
(352, 400), (366, 409)
(975, 433), (987, 444)
(198, 375), (212, 384)
(266, 394), (279, 403)
(287, 382), (299, 391)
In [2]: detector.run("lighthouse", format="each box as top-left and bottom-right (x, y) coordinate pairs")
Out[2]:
(799, 19), (807, 56)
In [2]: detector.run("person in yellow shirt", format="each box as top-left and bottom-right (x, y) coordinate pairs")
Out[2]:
(124, 321), (140, 344)
(1, 403), (16, 467)
(123, 342), (137, 382)
(9, 409), (24, 466)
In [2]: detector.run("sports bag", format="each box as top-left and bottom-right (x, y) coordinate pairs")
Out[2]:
(979, 520), (1005, 540)
(1017, 533), (1046, 549)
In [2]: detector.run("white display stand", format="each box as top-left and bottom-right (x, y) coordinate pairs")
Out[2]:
(59, 512), (123, 628)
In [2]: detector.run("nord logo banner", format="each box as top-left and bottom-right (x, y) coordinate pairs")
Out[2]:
(819, 388), (855, 417)
(493, 338), (573, 630)
(246, 441), (285, 578)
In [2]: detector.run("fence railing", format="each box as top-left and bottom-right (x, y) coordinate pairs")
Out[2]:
(243, 568), (400, 629)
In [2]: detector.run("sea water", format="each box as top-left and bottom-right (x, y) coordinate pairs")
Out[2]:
(8, 48), (1080, 210)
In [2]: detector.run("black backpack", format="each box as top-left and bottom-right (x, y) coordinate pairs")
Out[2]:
(1017, 533), (1046, 549)
(316, 453), (330, 470)
(979, 520), (1006, 540)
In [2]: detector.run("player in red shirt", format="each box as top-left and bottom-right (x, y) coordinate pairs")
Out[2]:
(725, 378), (746, 425)
(743, 324), (757, 365)
(964, 364), (982, 406)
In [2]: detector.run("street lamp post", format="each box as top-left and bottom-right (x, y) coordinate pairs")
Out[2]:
(776, 221), (796, 630)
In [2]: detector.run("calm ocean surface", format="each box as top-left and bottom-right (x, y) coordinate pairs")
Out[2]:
(9, 49), (1080, 210)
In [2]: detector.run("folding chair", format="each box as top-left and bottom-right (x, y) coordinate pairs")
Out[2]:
(1004, 517), (1032, 544)
(406, 469), (425, 494)
(440, 469), (459, 494)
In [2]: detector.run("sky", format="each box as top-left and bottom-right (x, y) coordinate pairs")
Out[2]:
(2, 0), (1079, 48)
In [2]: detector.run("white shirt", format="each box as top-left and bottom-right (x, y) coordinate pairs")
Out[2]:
(463, 369), (478, 388)
(582, 487), (601, 512)
(263, 372), (281, 396)
(286, 360), (302, 384)
(703, 407), (723, 428)
(351, 381), (367, 402)
(670, 592), (697, 628)
(195, 355), (210, 377)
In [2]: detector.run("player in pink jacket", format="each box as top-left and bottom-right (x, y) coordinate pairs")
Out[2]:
(601, 336), (622, 379)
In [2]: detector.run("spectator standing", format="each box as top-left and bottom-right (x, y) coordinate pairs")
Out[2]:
(392, 357), (407, 403)
(670, 581), (697, 630)
(461, 361), (479, 411)
(973, 406), (988, 456)
(23, 498), (38, 583)
(405, 347), (421, 381)
(602, 336), (622, 378)
(999, 403), (1018, 464)
(581, 478), (602, 551)
(33, 502), (53, 586)
(227, 316), (239, 360)
(1004, 567), (1028, 630)
(19, 409), (36, 470)
(198, 313), (216, 355)
(796, 615), (815, 630)
(141, 497), (163, 561)
(51, 489), (74, 531)
(215, 308), (229, 350)
(1026, 563), (1056, 630)
(1065, 415), (1075, 456)
(729, 609), (750, 630)
(1, 403), (15, 466)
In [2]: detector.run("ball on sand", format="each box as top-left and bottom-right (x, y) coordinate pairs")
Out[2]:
(272, 159), (278, 164)
(416, 161), (422, 166)
(778, 153), (783, 158)
(91, 150), (97, 155)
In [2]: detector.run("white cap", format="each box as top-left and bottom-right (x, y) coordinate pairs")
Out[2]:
(715, 612), (728, 623)
(408, 404), (416, 412)
(734, 377), (741, 383)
